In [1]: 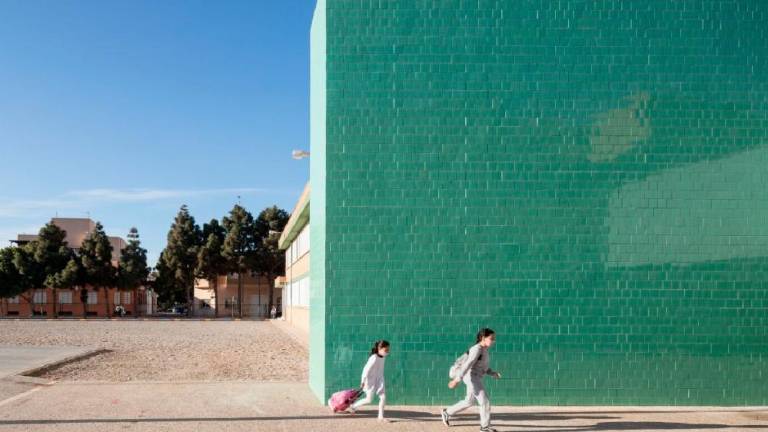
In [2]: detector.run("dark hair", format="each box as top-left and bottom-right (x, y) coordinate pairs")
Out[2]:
(476, 328), (495, 343)
(370, 340), (390, 355)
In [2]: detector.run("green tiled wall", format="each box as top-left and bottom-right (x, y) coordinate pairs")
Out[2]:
(310, 0), (768, 405)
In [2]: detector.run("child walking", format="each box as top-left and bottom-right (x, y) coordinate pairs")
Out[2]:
(348, 340), (390, 421)
(441, 328), (501, 432)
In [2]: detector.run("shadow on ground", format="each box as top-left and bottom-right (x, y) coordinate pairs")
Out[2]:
(1, 410), (766, 431)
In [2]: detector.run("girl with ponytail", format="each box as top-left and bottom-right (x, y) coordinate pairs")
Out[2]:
(348, 339), (390, 421)
(441, 328), (501, 432)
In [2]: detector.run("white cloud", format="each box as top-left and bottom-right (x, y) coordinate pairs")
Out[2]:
(0, 187), (273, 218)
(66, 187), (270, 202)
(0, 198), (71, 218)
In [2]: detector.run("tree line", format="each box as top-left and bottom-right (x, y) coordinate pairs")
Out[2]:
(0, 222), (149, 317)
(153, 203), (289, 317)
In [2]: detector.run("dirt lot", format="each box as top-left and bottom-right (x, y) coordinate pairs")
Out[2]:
(0, 320), (307, 382)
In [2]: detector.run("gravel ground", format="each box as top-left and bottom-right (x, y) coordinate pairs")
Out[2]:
(0, 320), (307, 382)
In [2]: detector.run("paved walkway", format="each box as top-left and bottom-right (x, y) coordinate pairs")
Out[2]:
(0, 381), (765, 432)
(0, 345), (99, 379)
(0, 345), (99, 412)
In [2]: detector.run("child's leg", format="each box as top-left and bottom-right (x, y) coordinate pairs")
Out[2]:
(446, 380), (474, 416)
(350, 390), (373, 411)
(377, 392), (386, 420)
(475, 388), (490, 428)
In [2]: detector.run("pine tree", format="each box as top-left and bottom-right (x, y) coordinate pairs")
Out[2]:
(153, 249), (186, 310)
(79, 285), (89, 317)
(48, 257), (84, 317)
(0, 247), (27, 316)
(196, 219), (227, 318)
(11, 222), (71, 316)
(11, 245), (38, 315)
(222, 205), (257, 318)
(255, 206), (290, 316)
(33, 223), (73, 317)
(33, 222), (71, 278)
(117, 228), (150, 317)
(164, 205), (201, 316)
(59, 256), (88, 318)
(80, 222), (115, 316)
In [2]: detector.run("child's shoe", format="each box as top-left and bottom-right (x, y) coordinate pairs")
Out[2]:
(441, 409), (451, 426)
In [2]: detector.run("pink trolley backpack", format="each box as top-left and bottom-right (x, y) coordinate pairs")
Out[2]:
(328, 388), (363, 413)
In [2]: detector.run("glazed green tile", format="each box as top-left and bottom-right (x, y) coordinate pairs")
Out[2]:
(310, 0), (768, 405)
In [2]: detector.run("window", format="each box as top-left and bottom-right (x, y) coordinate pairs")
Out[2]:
(300, 278), (310, 307)
(288, 225), (311, 265)
(123, 292), (132, 304)
(291, 224), (309, 262)
(286, 277), (310, 307)
(291, 238), (298, 264)
(114, 292), (121, 305)
(285, 247), (291, 269)
(58, 291), (72, 304)
(87, 291), (98, 305)
(8, 296), (20, 304)
(298, 224), (310, 257)
(284, 283), (290, 306)
(33, 290), (47, 304)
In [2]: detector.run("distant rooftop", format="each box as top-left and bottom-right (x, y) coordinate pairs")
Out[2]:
(13, 217), (127, 263)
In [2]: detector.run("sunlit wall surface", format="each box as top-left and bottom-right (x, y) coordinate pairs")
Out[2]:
(311, 0), (768, 405)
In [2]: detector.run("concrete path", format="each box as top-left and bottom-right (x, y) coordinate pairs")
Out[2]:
(0, 345), (99, 379)
(0, 345), (100, 407)
(0, 381), (766, 432)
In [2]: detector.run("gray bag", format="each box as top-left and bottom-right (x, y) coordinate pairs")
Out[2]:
(449, 352), (468, 379)
(449, 348), (482, 379)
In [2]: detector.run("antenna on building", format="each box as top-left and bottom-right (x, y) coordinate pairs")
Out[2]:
(237, 195), (241, 205)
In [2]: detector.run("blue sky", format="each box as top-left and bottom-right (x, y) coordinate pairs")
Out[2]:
(0, 1), (316, 264)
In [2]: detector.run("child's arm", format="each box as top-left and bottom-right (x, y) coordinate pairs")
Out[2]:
(360, 355), (375, 387)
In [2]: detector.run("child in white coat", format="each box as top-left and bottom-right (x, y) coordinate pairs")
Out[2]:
(348, 340), (390, 421)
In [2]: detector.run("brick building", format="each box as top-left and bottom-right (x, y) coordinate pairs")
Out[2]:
(2, 218), (156, 318)
(308, 1), (768, 405)
(193, 273), (275, 318)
